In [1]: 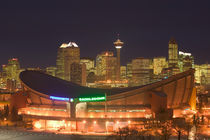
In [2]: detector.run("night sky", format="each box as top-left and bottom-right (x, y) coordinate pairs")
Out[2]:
(0, 0), (209, 68)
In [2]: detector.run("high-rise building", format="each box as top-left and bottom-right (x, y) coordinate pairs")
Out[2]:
(195, 64), (210, 86)
(153, 57), (167, 75)
(70, 62), (86, 86)
(195, 65), (201, 84)
(178, 51), (194, 72)
(168, 38), (180, 75)
(114, 39), (124, 81)
(56, 42), (80, 81)
(2, 58), (21, 89)
(168, 38), (178, 67)
(80, 57), (95, 75)
(131, 57), (152, 86)
(7, 79), (16, 92)
(120, 66), (127, 80)
(126, 63), (132, 85)
(96, 51), (116, 81)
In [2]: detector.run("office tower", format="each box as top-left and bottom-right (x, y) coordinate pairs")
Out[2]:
(56, 42), (80, 81)
(153, 57), (167, 75)
(106, 56), (117, 81)
(70, 62), (86, 86)
(5, 58), (20, 80)
(126, 63), (132, 85)
(7, 79), (16, 92)
(80, 57), (95, 75)
(96, 51), (116, 81)
(56, 43), (67, 80)
(201, 64), (210, 87)
(195, 65), (202, 84)
(178, 51), (194, 72)
(168, 38), (178, 67)
(46, 67), (57, 77)
(195, 64), (210, 86)
(96, 51), (113, 76)
(131, 57), (152, 86)
(120, 66), (127, 80)
(114, 38), (124, 81)
(168, 38), (180, 75)
(2, 58), (21, 89)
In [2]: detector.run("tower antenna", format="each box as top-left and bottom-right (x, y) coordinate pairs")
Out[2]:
(117, 33), (120, 39)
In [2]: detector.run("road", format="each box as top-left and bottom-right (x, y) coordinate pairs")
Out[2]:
(0, 128), (110, 140)
(0, 128), (209, 140)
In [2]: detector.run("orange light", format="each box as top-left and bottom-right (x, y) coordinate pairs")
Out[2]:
(34, 121), (41, 129)
(128, 120), (131, 124)
(93, 121), (97, 124)
(116, 121), (119, 124)
(107, 80), (111, 83)
(83, 120), (86, 124)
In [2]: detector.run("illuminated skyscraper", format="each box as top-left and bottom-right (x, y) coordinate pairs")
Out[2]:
(56, 42), (80, 81)
(96, 51), (116, 81)
(168, 38), (180, 75)
(126, 63), (132, 85)
(195, 64), (210, 86)
(2, 58), (21, 90)
(131, 57), (152, 86)
(120, 66), (127, 80)
(80, 58), (95, 75)
(153, 57), (167, 75)
(114, 38), (124, 81)
(168, 38), (178, 68)
(178, 51), (194, 72)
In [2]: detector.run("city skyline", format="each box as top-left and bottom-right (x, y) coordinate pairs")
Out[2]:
(0, 1), (210, 138)
(0, 1), (210, 68)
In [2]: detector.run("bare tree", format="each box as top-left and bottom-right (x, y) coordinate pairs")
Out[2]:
(155, 120), (173, 140)
(115, 126), (147, 140)
(172, 119), (192, 140)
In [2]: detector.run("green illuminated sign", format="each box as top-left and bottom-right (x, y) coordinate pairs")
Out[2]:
(79, 96), (106, 102)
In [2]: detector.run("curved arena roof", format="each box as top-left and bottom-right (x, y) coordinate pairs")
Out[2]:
(19, 70), (145, 98)
(20, 69), (195, 108)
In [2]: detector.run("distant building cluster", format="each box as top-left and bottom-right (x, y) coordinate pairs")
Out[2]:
(45, 37), (203, 89)
(0, 58), (21, 91)
(0, 59), (41, 92)
(0, 37), (209, 91)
